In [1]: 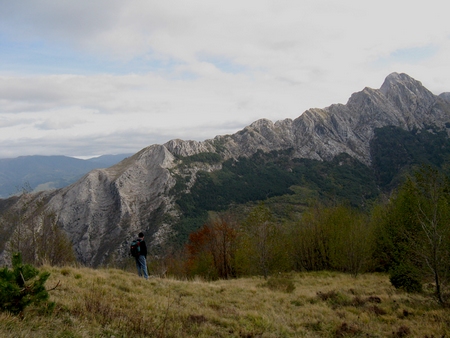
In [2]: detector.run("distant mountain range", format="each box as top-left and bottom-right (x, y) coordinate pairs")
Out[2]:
(0, 154), (132, 198)
(1, 72), (450, 267)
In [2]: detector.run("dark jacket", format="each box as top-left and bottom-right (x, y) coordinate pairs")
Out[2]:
(137, 238), (147, 257)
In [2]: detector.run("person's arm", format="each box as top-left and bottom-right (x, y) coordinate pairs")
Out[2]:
(141, 240), (148, 257)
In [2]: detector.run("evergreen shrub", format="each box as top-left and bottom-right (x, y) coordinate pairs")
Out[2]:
(389, 264), (422, 293)
(0, 253), (54, 315)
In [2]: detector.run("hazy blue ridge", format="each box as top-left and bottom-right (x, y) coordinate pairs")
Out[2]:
(0, 154), (132, 198)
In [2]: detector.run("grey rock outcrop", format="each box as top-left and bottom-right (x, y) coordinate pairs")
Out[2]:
(164, 139), (216, 157)
(439, 92), (450, 103)
(46, 145), (178, 265)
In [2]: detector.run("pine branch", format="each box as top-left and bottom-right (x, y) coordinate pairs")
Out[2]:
(47, 280), (61, 291)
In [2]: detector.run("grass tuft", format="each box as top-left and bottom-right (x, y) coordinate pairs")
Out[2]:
(259, 274), (296, 293)
(335, 322), (363, 337)
(393, 325), (411, 337)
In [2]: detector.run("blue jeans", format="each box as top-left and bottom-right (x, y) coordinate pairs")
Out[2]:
(135, 255), (148, 279)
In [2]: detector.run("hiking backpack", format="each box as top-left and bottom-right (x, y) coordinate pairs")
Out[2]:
(130, 239), (141, 257)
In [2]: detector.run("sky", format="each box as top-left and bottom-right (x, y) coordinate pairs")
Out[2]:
(0, 1), (449, 159)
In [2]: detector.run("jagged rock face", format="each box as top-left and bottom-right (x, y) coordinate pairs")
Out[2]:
(210, 118), (296, 160)
(439, 92), (450, 103)
(164, 139), (216, 156)
(3, 72), (450, 267)
(47, 145), (179, 266)
(209, 72), (450, 165)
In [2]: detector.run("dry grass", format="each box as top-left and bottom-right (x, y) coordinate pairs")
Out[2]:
(1, 268), (449, 337)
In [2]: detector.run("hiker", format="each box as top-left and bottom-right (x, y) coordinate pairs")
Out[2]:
(131, 232), (149, 279)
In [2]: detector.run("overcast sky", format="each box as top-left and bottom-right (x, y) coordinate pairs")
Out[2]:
(0, 1), (449, 158)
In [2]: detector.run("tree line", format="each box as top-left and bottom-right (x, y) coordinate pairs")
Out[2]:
(159, 165), (450, 305)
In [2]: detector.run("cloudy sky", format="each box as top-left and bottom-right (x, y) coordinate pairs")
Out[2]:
(0, 1), (449, 158)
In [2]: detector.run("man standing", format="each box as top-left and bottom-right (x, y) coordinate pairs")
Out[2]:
(132, 232), (149, 279)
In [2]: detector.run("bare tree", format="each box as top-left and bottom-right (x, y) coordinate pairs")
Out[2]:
(2, 191), (76, 267)
(409, 166), (450, 304)
(241, 203), (276, 279)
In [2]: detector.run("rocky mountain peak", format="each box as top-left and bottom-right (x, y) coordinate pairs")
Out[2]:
(380, 72), (436, 123)
(380, 72), (429, 96)
(248, 118), (275, 129)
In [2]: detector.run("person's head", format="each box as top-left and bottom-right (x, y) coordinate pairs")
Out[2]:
(138, 232), (144, 239)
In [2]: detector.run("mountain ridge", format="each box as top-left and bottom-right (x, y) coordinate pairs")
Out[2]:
(0, 154), (133, 198)
(188, 72), (450, 166)
(1, 72), (450, 267)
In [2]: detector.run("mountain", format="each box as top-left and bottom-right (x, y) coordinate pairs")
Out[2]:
(1, 72), (450, 267)
(0, 154), (133, 198)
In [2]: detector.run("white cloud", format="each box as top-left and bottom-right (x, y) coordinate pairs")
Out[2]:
(0, 0), (449, 157)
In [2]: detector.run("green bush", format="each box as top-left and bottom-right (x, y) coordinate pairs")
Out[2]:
(389, 264), (422, 293)
(0, 253), (54, 315)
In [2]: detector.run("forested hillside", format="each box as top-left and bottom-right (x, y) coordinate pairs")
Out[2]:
(170, 125), (450, 243)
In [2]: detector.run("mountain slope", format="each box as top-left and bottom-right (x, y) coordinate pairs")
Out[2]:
(2, 72), (450, 267)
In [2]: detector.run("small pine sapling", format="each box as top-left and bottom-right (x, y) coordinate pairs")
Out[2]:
(0, 253), (54, 315)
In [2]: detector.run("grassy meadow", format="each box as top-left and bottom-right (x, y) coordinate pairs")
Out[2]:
(1, 267), (449, 337)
